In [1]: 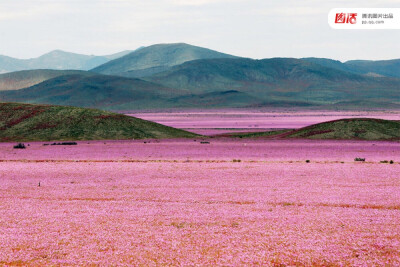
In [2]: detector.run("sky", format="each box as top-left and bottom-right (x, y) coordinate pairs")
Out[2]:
(1, 0), (400, 61)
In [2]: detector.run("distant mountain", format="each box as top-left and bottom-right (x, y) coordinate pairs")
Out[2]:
(303, 57), (400, 78)
(104, 49), (140, 60)
(0, 74), (187, 110)
(0, 73), (266, 109)
(0, 102), (197, 142)
(145, 57), (400, 105)
(2, 57), (400, 110)
(0, 69), (94, 91)
(0, 50), (134, 73)
(302, 58), (367, 75)
(345, 59), (400, 78)
(170, 90), (261, 108)
(0, 55), (26, 74)
(92, 43), (239, 78)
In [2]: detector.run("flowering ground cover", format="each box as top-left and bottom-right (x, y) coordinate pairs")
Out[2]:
(130, 110), (400, 132)
(0, 139), (400, 265)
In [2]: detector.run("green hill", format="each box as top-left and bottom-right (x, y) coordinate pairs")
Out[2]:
(0, 69), (94, 91)
(345, 59), (400, 78)
(303, 57), (400, 78)
(2, 57), (400, 110)
(146, 57), (400, 106)
(302, 58), (368, 75)
(92, 43), (238, 78)
(0, 74), (187, 110)
(285, 118), (400, 140)
(233, 119), (400, 141)
(0, 102), (197, 142)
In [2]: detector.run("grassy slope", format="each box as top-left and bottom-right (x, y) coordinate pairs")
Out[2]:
(233, 119), (400, 141)
(0, 102), (198, 142)
(285, 118), (400, 140)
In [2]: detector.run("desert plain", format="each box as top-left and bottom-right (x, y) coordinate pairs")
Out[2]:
(0, 110), (400, 266)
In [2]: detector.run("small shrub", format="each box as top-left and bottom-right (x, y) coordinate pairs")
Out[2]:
(200, 141), (210, 144)
(305, 160), (310, 163)
(232, 159), (241, 162)
(354, 157), (365, 162)
(50, 142), (77, 146)
(380, 160), (389, 164)
(390, 160), (394, 164)
(13, 143), (26, 149)
(61, 142), (77, 145)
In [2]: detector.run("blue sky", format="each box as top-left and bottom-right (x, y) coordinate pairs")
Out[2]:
(1, 0), (400, 61)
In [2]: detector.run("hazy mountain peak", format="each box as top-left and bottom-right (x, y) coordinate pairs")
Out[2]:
(92, 43), (239, 78)
(0, 49), (134, 73)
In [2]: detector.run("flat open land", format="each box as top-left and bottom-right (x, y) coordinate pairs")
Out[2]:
(1, 139), (400, 266)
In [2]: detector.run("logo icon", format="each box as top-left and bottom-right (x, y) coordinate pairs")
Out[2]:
(335, 13), (357, 24)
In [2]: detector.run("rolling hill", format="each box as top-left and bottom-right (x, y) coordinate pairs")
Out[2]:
(285, 118), (400, 140)
(303, 57), (400, 78)
(0, 102), (197, 142)
(0, 73), (263, 109)
(232, 118), (400, 141)
(302, 58), (367, 75)
(0, 69), (94, 91)
(0, 50), (134, 73)
(2, 57), (400, 110)
(146, 57), (400, 106)
(0, 74), (187, 110)
(345, 59), (400, 78)
(92, 43), (238, 78)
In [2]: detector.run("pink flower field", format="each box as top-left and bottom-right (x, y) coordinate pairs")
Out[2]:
(1, 139), (400, 265)
(130, 110), (400, 132)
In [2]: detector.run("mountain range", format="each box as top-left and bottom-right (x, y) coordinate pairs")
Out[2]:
(0, 43), (399, 110)
(0, 49), (135, 74)
(302, 58), (400, 78)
